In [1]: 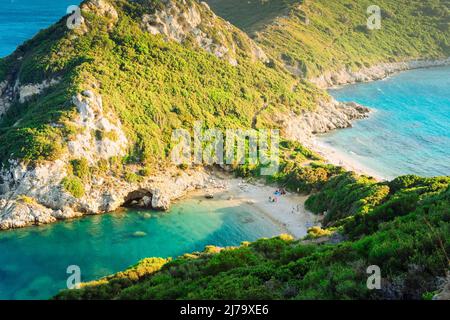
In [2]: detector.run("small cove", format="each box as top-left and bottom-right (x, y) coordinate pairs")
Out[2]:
(0, 196), (288, 300)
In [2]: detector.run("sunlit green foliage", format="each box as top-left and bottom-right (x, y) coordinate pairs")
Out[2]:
(0, 0), (323, 168)
(306, 174), (450, 239)
(54, 182), (449, 300)
(206, 0), (300, 33)
(69, 158), (90, 180)
(254, 0), (450, 77)
(62, 176), (85, 198)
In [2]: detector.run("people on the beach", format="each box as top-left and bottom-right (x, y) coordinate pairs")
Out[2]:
(269, 195), (278, 203)
(270, 188), (287, 203)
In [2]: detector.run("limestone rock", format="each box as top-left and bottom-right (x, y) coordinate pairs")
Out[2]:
(69, 91), (128, 163)
(310, 58), (450, 89)
(81, 0), (118, 30)
(141, 0), (267, 66)
(151, 189), (171, 211)
(19, 78), (60, 103)
(0, 199), (56, 230)
(282, 99), (371, 144)
(433, 274), (450, 300)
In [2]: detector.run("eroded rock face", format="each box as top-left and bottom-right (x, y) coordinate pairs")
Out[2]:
(69, 90), (128, 163)
(0, 160), (70, 211)
(0, 74), (60, 118)
(142, 0), (268, 66)
(281, 99), (371, 143)
(19, 78), (60, 103)
(0, 80), (11, 118)
(433, 273), (450, 300)
(310, 58), (450, 89)
(0, 155), (223, 230)
(0, 86), (226, 230)
(81, 0), (119, 30)
(0, 199), (56, 230)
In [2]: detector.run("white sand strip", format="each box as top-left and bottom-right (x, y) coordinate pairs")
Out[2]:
(193, 177), (320, 239)
(306, 137), (388, 181)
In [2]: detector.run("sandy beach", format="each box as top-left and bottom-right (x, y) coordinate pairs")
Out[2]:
(305, 137), (388, 181)
(193, 175), (321, 239)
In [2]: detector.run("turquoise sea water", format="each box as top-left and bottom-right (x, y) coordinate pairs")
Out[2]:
(0, 198), (285, 299)
(1, 0), (449, 301)
(323, 66), (450, 180)
(0, 0), (78, 57)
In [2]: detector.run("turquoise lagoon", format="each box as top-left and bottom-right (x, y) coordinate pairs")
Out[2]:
(0, 197), (285, 299)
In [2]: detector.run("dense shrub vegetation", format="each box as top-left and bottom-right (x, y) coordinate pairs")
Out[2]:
(306, 174), (450, 238)
(235, 139), (346, 193)
(253, 0), (450, 77)
(55, 176), (449, 299)
(1, 0), (448, 168)
(0, 0), (324, 168)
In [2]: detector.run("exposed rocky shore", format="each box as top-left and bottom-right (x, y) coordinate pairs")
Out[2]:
(1, 0), (445, 232)
(0, 93), (369, 231)
(310, 58), (450, 89)
(0, 88), (227, 230)
(0, 160), (226, 230)
(280, 99), (371, 143)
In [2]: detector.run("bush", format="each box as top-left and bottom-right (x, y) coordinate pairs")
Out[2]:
(306, 226), (332, 239)
(70, 158), (90, 180)
(124, 171), (142, 183)
(17, 195), (36, 205)
(62, 177), (85, 199)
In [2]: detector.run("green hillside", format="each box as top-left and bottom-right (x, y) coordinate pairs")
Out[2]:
(208, 0), (450, 78)
(205, 0), (299, 33)
(0, 0), (323, 168)
(55, 174), (450, 300)
(0, 0), (448, 300)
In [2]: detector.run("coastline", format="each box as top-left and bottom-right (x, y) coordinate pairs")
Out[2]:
(303, 58), (450, 181)
(190, 175), (319, 239)
(305, 137), (388, 181)
(2, 60), (447, 231)
(309, 57), (450, 89)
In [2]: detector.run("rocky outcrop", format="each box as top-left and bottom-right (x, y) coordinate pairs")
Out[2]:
(68, 90), (128, 163)
(280, 99), (371, 144)
(0, 86), (227, 230)
(433, 273), (450, 300)
(0, 80), (11, 118)
(0, 72), (60, 118)
(141, 0), (268, 66)
(81, 0), (118, 30)
(310, 58), (450, 89)
(0, 162), (224, 230)
(18, 78), (60, 103)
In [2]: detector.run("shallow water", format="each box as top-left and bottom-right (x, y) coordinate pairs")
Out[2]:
(322, 66), (450, 180)
(0, 197), (285, 299)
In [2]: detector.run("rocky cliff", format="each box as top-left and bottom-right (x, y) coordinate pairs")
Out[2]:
(0, 0), (303, 230)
